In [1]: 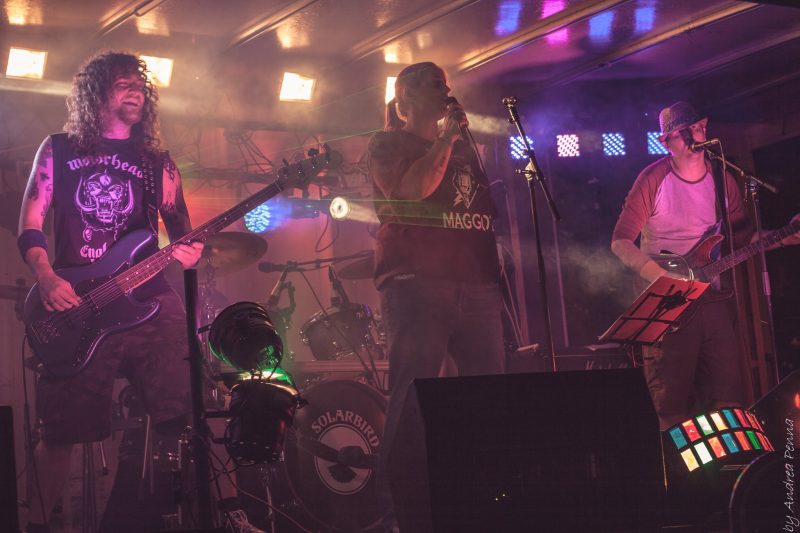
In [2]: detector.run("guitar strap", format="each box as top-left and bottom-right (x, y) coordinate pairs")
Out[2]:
(710, 158), (734, 256)
(142, 152), (160, 238)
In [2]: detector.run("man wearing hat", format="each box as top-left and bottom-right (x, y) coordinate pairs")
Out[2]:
(611, 101), (762, 430)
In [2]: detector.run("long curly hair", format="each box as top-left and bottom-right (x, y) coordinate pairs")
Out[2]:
(64, 51), (160, 157)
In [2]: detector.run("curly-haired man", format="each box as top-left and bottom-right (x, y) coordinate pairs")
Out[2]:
(17, 51), (204, 533)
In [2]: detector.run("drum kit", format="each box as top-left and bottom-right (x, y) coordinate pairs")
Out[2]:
(197, 232), (390, 533)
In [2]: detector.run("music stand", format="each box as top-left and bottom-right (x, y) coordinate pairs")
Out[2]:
(599, 276), (710, 345)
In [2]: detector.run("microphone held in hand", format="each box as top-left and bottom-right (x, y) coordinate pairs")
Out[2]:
(444, 96), (469, 135)
(690, 138), (720, 152)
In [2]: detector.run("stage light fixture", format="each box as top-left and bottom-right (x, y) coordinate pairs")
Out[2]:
(602, 133), (626, 156)
(329, 196), (351, 220)
(208, 301), (303, 464)
(280, 72), (315, 102)
(509, 135), (534, 160)
(495, 0), (522, 36)
(589, 11), (614, 42)
(6, 47), (46, 79)
(635, 7), (655, 34)
(385, 76), (396, 104)
(556, 134), (580, 157)
(666, 408), (773, 473)
(647, 131), (669, 155)
(140, 55), (173, 87)
(244, 203), (273, 233)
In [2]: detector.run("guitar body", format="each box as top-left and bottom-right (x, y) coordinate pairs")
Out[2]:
(24, 229), (161, 378)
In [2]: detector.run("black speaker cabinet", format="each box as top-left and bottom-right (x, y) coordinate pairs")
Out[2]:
(0, 406), (19, 533)
(387, 369), (664, 532)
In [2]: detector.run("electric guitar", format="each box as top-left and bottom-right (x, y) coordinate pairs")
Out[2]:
(634, 219), (800, 311)
(24, 149), (342, 378)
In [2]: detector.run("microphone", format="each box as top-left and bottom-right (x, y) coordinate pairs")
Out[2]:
(502, 96), (517, 106)
(258, 261), (301, 273)
(266, 267), (289, 307)
(444, 96), (470, 138)
(328, 267), (350, 307)
(690, 138), (720, 152)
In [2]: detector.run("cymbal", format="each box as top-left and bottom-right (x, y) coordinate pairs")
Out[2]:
(0, 284), (30, 300)
(338, 251), (374, 280)
(202, 232), (268, 275)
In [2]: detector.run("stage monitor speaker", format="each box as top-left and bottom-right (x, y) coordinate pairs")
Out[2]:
(387, 369), (664, 533)
(0, 406), (19, 533)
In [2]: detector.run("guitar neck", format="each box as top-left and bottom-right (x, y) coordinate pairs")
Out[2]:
(112, 176), (289, 294)
(699, 222), (798, 280)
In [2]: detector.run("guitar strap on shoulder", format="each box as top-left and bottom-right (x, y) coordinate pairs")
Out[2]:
(142, 153), (159, 238)
(710, 158), (735, 255)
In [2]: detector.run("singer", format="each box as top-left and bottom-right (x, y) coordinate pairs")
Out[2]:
(367, 62), (505, 527)
(611, 101), (755, 431)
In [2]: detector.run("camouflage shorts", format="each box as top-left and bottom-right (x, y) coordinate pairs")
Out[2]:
(36, 290), (193, 445)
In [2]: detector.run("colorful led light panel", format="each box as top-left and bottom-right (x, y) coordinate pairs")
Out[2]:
(556, 134), (580, 157)
(735, 431), (751, 450)
(710, 412), (728, 431)
(734, 409), (749, 427)
(747, 413), (764, 432)
(694, 442), (713, 464)
(682, 420), (701, 442)
(747, 431), (762, 450)
(669, 426), (688, 449)
(696, 415), (714, 435)
(722, 409), (740, 428)
(757, 433), (771, 451)
(680, 449), (700, 472)
(707, 437), (726, 458)
(647, 131), (669, 155)
(602, 133), (626, 156)
(721, 432), (740, 453)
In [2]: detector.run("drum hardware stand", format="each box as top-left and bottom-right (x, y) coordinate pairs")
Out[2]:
(503, 96), (561, 372)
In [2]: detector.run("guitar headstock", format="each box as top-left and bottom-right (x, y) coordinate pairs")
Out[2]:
(278, 145), (343, 190)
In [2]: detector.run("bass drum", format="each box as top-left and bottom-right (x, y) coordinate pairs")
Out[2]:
(283, 379), (389, 532)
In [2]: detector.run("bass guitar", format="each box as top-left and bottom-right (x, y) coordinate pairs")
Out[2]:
(24, 148), (342, 378)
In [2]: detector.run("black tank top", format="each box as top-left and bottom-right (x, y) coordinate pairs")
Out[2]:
(50, 133), (169, 296)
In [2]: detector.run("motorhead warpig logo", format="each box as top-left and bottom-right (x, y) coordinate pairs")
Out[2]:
(74, 170), (134, 242)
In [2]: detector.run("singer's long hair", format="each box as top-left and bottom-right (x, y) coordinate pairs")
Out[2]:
(384, 62), (446, 132)
(65, 50), (161, 157)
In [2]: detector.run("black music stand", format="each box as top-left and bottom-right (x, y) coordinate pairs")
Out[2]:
(599, 276), (710, 345)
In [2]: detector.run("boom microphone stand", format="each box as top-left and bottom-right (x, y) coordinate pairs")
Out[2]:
(701, 146), (781, 383)
(502, 96), (561, 372)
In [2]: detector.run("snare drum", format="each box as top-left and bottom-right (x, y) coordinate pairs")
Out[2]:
(299, 303), (375, 360)
(283, 379), (389, 531)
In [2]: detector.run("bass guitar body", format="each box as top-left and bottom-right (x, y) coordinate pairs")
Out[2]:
(23, 230), (161, 378)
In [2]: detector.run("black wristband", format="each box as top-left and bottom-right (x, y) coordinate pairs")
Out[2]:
(17, 229), (48, 260)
